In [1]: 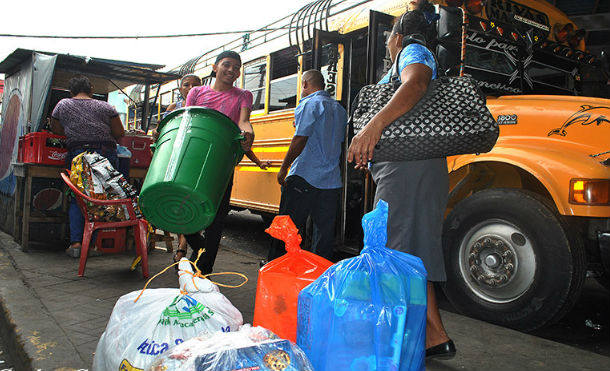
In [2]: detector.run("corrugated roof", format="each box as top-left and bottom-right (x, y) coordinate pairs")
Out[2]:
(0, 49), (180, 86)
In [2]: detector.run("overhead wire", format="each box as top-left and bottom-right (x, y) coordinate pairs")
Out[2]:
(0, 29), (286, 39)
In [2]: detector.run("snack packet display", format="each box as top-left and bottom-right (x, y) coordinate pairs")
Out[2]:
(92, 259), (243, 371)
(146, 325), (314, 371)
(69, 151), (142, 221)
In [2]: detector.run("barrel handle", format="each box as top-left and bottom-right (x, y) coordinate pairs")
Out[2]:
(234, 131), (246, 141)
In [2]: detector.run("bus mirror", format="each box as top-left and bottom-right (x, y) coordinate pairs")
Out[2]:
(437, 6), (463, 42)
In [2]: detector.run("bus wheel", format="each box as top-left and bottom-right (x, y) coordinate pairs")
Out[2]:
(442, 188), (586, 331)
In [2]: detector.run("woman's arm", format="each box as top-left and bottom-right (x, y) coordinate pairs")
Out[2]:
(245, 150), (271, 169)
(237, 106), (255, 151)
(347, 63), (432, 169)
(50, 118), (65, 136)
(110, 116), (126, 140)
(166, 102), (177, 112)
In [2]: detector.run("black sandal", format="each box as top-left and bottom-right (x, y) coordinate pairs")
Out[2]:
(174, 249), (187, 270)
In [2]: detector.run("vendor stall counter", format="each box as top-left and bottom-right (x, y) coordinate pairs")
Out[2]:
(12, 162), (149, 251)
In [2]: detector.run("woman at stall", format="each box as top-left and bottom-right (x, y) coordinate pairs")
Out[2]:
(51, 74), (125, 258)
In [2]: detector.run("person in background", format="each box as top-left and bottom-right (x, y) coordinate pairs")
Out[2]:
(266, 70), (347, 262)
(170, 50), (268, 274)
(163, 72), (270, 267)
(347, 10), (456, 359)
(166, 74), (202, 112)
(51, 74), (125, 258)
(163, 74), (202, 256)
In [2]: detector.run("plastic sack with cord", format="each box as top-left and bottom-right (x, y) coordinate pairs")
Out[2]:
(297, 200), (428, 371)
(92, 258), (243, 371)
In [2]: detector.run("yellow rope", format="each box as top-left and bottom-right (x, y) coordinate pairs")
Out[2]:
(203, 271), (249, 288)
(134, 248), (249, 303)
(134, 260), (181, 303)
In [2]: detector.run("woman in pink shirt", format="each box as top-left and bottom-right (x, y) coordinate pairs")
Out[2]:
(174, 51), (268, 274)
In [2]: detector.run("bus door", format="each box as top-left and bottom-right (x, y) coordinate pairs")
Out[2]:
(362, 10), (396, 222)
(319, 11), (395, 252)
(310, 29), (353, 248)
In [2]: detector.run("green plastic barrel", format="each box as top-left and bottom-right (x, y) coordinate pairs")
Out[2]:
(139, 107), (244, 234)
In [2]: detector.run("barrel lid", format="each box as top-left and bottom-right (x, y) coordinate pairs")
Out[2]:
(156, 107), (240, 138)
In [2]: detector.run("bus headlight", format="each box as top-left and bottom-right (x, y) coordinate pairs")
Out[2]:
(569, 179), (610, 206)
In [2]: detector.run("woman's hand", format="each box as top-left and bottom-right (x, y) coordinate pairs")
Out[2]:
(348, 119), (384, 169)
(240, 130), (254, 152)
(258, 160), (272, 170)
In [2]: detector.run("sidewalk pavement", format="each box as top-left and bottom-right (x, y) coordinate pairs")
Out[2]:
(0, 230), (608, 371)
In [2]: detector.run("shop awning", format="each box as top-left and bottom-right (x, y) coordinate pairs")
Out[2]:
(0, 49), (180, 94)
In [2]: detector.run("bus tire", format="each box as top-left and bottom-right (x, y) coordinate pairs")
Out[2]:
(442, 188), (586, 331)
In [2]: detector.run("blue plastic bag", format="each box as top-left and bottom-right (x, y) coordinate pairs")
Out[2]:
(297, 200), (427, 371)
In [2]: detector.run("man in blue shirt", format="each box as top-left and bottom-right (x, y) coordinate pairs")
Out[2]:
(267, 69), (347, 261)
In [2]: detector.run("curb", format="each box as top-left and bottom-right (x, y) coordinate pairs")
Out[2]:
(0, 233), (86, 371)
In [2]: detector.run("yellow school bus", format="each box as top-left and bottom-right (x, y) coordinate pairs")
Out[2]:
(147, 0), (609, 332)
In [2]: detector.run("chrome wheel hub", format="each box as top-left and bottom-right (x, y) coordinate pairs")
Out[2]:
(459, 219), (536, 303)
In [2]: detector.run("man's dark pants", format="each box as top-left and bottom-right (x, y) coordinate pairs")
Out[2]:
(267, 175), (340, 261)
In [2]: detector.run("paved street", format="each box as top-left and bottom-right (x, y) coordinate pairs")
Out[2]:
(0, 213), (608, 370)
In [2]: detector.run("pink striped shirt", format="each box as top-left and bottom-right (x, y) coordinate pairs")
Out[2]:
(185, 85), (253, 124)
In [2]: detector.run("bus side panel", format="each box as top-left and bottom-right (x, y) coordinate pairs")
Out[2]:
(230, 113), (295, 214)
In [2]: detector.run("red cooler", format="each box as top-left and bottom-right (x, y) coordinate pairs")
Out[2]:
(20, 132), (68, 165)
(118, 133), (153, 168)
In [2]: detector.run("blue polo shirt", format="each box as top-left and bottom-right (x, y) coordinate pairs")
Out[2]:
(288, 90), (347, 189)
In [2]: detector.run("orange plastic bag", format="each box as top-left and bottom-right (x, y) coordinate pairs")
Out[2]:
(253, 215), (333, 341)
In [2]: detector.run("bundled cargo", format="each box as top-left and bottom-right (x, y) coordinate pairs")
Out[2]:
(297, 200), (428, 371)
(146, 325), (314, 371)
(92, 258), (243, 371)
(253, 215), (333, 341)
(69, 151), (141, 221)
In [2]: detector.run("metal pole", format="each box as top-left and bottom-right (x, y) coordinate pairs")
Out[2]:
(141, 83), (150, 131)
(145, 84), (161, 134)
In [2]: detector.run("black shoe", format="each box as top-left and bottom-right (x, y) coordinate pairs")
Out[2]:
(426, 339), (456, 360)
(259, 259), (268, 268)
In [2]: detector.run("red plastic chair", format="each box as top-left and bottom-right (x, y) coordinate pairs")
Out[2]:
(60, 171), (149, 278)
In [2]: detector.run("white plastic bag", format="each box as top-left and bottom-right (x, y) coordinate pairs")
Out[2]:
(92, 259), (243, 371)
(146, 325), (314, 371)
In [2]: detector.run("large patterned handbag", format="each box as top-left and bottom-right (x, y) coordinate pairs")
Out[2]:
(352, 51), (499, 162)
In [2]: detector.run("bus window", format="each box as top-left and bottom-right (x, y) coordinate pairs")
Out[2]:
(269, 75), (298, 111)
(269, 49), (298, 112)
(526, 61), (575, 93)
(160, 91), (172, 108)
(172, 88), (180, 103)
(465, 46), (516, 75)
(202, 76), (214, 86)
(244, 58), (267, 111)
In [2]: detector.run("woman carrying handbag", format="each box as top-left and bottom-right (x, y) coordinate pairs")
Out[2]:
(348, 10), (456, 359)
